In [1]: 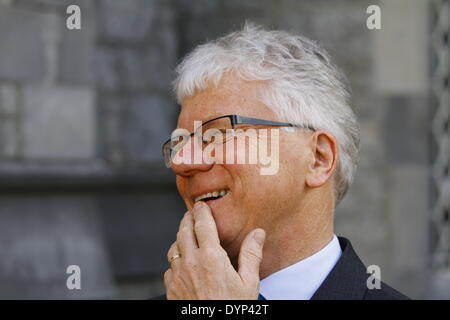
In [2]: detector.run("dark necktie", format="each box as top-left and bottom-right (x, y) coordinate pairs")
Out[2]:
(258, 293), (266, 300)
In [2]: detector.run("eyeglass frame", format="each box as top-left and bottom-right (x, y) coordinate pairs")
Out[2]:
(162, 114), (316, 167)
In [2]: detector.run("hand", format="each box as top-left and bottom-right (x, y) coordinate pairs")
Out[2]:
(164, 201), (266, 300)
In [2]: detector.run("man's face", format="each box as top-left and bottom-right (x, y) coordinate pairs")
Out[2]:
(171, 73), (313, 260)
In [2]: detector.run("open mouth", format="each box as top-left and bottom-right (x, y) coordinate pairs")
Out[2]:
(194, 189), (230, 203)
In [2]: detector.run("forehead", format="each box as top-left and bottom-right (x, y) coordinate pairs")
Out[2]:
(177, 73), (274, 130)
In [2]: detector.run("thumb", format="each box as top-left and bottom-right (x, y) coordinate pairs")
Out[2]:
(238, 228), (266, 286)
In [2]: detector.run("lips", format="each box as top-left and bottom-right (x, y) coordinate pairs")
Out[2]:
(194, 189), (230, 202)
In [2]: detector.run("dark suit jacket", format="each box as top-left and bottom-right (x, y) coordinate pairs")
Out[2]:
(310, 237), (408, 300)
(153, 236), (409, 300)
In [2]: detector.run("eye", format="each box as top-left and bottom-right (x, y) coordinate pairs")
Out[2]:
(201, 136), (209, 145)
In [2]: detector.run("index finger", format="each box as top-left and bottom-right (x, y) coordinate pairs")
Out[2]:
(192, 201), (220, 248)
(177, 210), (198, 257)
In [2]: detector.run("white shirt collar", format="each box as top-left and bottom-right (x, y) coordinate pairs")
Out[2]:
(259, 234), (342, 300)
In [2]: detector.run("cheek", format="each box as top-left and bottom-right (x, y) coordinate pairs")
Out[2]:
(210, 165), (252, 239)
(244, 153), (304, 219)
(274, 150), (309, 209)
(233, 165), (275, 220)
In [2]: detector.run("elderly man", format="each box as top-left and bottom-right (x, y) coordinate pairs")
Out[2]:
(158, 24), (408, 300)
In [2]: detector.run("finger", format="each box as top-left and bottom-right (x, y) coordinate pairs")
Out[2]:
(238, 229), (266, 287)
(167, 241), (181, 268)
(177, 211), (198, 257)
(164, 268), (173, 287)
(167, 241), (178, 261)
(164, 268), (176, 299)
(192, 201), (220, 248)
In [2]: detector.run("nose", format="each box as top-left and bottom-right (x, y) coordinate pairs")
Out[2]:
(171, 136), (214, 176)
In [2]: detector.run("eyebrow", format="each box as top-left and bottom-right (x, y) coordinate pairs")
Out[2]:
(176, 113), (228, 130)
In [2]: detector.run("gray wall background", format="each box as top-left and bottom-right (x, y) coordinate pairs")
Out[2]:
(0, 0), (447, 299)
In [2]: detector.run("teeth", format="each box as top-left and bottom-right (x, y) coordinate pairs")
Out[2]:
(195, 189), (229, 202)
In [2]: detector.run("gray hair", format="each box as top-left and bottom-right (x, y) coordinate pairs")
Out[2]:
(173, 23), (360, 205)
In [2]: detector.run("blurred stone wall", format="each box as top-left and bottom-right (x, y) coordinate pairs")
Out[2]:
(0, 0), (442, 299)
(0, 0), (184, 299)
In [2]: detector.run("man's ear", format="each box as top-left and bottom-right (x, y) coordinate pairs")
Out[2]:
(305, 131), (338, 188)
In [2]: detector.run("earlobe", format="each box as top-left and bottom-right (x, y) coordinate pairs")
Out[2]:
(305, 131), (337, 188)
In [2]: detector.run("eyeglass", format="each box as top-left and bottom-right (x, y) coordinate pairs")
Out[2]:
(162, 114), (315, 168)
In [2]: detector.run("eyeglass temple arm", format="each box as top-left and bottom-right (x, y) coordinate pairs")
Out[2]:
(233, 115), (315, 131)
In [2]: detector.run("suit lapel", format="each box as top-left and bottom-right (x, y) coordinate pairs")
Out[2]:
(310, 237), (367, 300)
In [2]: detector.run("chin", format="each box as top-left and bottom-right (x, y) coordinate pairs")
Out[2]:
(209, 206), (239, 242)
(217, 218), (247, 262)
(213, 212), (236, 241)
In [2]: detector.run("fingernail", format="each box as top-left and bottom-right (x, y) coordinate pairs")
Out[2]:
(254, 229), (266, 246)
(194, 201), (205, 210)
